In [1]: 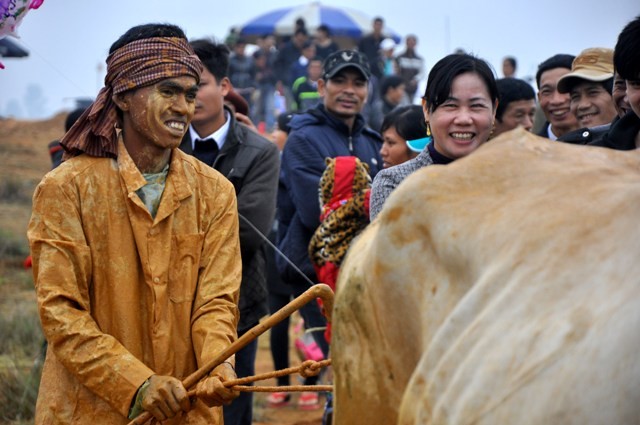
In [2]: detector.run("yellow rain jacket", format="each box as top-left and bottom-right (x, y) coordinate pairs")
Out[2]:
(28, 140), (241, 424)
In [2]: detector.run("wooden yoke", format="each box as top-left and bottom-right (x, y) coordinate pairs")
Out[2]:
(128, 283), (334, 425)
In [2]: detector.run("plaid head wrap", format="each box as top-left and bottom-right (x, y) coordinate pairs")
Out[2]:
(61, 37), (203, 159)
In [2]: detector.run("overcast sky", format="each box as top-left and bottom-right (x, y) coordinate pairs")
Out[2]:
(0, 0), (636, 119)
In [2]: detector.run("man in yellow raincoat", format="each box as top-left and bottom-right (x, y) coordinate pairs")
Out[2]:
(28, 23), (241, 424)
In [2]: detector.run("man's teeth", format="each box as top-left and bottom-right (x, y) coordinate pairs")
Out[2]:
(167, 121), (185, 130)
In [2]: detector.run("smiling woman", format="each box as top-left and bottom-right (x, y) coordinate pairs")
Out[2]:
(369, 53), (498, 220)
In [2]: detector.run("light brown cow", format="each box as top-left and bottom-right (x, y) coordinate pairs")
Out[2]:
(332, 128), (640, 425)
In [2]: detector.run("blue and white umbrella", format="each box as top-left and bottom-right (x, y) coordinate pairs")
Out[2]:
(238, 2), (400, 42)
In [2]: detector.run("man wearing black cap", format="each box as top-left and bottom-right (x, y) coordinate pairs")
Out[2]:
(276, 50), (382, 407)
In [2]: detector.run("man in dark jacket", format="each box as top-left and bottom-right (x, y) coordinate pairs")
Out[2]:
(180, 39), (280, 425)
(367, 74), (409, 132)
(277, 50), (383, 361)
(228, 38), (256, 108)
(556, 48), (616, 145)
(590, 15), (640, 150)
(274, 28), (309, 108)
(357, 17), (385, 80)
(395, 34), (424, 102)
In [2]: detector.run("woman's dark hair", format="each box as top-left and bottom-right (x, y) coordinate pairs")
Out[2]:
(380, 105), (426, 142)
(423, 53), (498, 113)
(109, 23), (186, 54)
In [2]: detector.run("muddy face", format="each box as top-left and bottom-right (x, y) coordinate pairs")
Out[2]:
(117, 76), (198, 172)
(125, 76), (198, 149)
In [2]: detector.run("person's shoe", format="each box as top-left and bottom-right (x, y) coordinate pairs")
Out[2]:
(298, 391), (320, 410)
(266, 391), (290, 407)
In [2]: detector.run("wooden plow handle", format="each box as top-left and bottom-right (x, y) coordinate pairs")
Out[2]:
(128, 283), (334, 425)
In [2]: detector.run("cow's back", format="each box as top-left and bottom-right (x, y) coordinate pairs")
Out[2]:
(332, 129), (640, 424)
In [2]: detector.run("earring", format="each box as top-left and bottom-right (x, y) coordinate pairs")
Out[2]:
(424, 121), (433, 144)
(489, 122), (495, 139)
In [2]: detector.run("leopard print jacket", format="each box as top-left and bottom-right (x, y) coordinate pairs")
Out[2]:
(308, 156), (371, 275)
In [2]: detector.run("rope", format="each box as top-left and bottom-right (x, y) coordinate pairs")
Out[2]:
(232, 216), (330, 394)
(186, 359), (333, 397)
(232, 385), (333, 392)
(304, 326), (327, 334)
(239, 214), (317, 288)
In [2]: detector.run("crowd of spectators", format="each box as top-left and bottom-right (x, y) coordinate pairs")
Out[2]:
(222, 16), (425, 133)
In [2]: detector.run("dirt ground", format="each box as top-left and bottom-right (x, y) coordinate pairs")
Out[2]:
(0, 114), (327, 424)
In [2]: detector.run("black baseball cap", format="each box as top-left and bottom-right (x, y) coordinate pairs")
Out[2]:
(322, 50), (371, 81)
